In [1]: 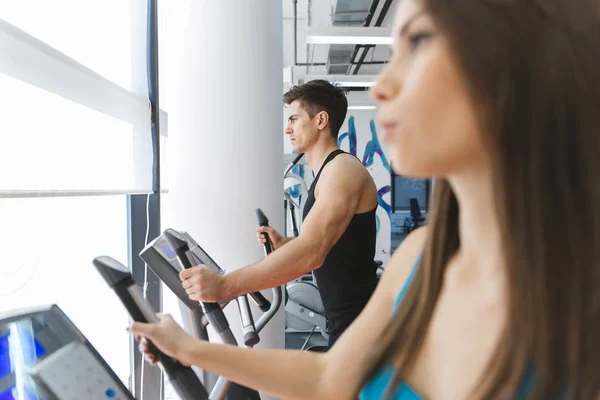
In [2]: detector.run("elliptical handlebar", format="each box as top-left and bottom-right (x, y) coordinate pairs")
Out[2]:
(284, 152), (304, 177)
(92, 256), (209, 400)
(256, 208), (273, 255)
(163, 229), (242, 346)
(253, 208), (282, 332)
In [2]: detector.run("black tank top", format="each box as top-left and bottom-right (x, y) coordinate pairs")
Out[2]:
(302, 149), (379, 345)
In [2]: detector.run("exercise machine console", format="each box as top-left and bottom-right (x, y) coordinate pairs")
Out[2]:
(0, 304), (134, 400)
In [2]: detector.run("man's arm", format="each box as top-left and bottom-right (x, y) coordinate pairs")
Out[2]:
(221, 157), (363, 299)
(256, 226), (295, 250)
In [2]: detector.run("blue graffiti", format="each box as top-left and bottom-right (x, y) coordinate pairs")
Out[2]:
(378, 185), (391, 218)
(375, 185), (392, 241)
(339, 117), (390, 173)
(338, 116), (358, 156)
(363, 120), (391, 172)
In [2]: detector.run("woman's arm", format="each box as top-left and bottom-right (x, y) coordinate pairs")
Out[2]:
(131, 228), (428, 400)
(182, 340), (326, 400)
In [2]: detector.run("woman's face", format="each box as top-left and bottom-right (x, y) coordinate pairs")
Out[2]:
(371, 0), (488, 178)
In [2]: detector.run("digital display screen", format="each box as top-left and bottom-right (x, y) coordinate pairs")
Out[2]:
(0, 334), (10, 380)
(0, 332), (46, 380)
(0, 386), (40, 400)
(160, 244), (176, 258)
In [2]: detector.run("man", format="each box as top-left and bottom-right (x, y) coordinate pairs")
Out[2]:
(180, 79), (380, 346)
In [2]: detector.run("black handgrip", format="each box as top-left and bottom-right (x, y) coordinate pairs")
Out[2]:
(291, 152), (304, 166)
(163, 229), (222, 314)
(284, 152), (304, 176)
(169, 365), (211, 400)
(92, 256), (209, 400)
(141, 327), (210, 400)
(141, 339), (208, 400)
(163, 229), (194, 269)
(256, 208), (273, 255)
(248, 291), (271, 312)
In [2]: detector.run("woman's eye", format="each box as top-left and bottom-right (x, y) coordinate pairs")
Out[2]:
(408, 32), (432, 50)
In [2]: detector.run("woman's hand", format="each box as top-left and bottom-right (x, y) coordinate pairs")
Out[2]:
(128, 313), (196, 366)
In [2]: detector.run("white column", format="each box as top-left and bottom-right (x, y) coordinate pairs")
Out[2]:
(160, 1), (284, 399)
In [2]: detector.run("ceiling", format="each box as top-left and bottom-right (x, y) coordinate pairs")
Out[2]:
(282, 0), (399, 85)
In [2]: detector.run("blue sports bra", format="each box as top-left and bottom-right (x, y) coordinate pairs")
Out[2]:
(359, 256), (420, 399)
(359, 256), (536, 400)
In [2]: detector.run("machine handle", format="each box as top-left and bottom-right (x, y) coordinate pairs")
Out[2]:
(284, 152), (304, 176)
(92, 256), (209, 400)
(163, 229), (220, 311)
(236, 295), (260, 346)
(248, 292), (271, 312)
(256, 208), (273, 255)
(163, 229), (239, 340)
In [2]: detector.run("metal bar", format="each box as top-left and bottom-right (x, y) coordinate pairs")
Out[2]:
(127, 194), (162, 399)
(127, 0), (162, 398)
(0, 190), (156, 199)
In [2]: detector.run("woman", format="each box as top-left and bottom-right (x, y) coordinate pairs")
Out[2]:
(129, 0), (600, 398)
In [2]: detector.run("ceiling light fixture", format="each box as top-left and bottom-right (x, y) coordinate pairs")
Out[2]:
(306, 27), (393, 45)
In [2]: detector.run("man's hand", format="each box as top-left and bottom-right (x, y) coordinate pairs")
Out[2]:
(180, 266), (227, 302)
(256, 226), (284, 250)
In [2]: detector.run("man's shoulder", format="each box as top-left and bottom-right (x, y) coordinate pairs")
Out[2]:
(314, 152), (373, 201)
(321, 152), (368, 179)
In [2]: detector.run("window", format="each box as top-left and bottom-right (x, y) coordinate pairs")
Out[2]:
(0, 0), (143, 91)
(0, 196), (130, 384)
(391, 173), (431, 213)
(0, 0), (157, 390)
(0, 73), (139, 191)
(0, 0), (152, 194)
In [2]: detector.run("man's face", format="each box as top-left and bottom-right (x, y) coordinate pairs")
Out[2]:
(285, 100), (320, 153)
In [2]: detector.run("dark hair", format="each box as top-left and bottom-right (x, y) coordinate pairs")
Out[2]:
(283, 79), (348, 139)
(361, 0), (600, 399)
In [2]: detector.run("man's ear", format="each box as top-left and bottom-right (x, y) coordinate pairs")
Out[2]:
(316, 111), (329, 131)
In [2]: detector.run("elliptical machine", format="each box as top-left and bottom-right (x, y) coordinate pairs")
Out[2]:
(139, 228), (282, 400)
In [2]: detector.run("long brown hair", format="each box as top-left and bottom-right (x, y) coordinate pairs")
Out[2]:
(361, 0), (600, 398)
